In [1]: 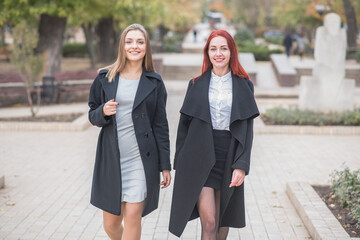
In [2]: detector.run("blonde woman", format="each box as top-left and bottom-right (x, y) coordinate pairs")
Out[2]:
(88, 24), (171, 240)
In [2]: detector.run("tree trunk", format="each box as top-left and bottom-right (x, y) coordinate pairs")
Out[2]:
(82, 23), (97, 68)
(35, 14), (67, 76)
(95, 18), (116, 63)
(0, 26), (5, 46)
(342, 0), (358, 59)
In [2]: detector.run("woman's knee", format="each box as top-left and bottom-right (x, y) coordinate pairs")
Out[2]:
(123, 203), (143, 225)
(103, 212), (122, 233)
(103, 218), (122, 233)
(201, 215), (217, 233)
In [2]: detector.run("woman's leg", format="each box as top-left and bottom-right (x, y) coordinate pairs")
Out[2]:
(197, 187), (217, 240)
(103, 203), (125, 240)
(215, 190), (229, 240)
(122, 201), (145, 240)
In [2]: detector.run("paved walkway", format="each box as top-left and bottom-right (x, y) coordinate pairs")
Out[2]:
(1, 83), (360, 239)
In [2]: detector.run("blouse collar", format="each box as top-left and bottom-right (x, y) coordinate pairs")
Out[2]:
(211, 70), (232, 82)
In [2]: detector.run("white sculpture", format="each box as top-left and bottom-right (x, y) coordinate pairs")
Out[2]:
(299, 13), (355, 112)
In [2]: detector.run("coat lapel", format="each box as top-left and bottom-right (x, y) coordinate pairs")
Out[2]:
(230, 73), (259, 125)
(180, 69), (212, 123)
(100, 72), (119, 100)
(133, 71), (156, 110)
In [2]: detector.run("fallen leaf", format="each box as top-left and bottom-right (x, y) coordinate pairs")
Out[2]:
(329, 204), (335, 208)
(0, 208), (4, 211)
(272, 205), (283, 208)
(295, 224), (302, 227)
(351, 231), (356, 234)
(5, 201), (15, 206)
(272, 191), (277, 194)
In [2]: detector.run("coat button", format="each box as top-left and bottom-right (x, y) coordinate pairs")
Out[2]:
(135, 115), (139, 119)
(146, 152), (150, 157)
(144, 132), (148, 138)
(141, 113), (145, 118)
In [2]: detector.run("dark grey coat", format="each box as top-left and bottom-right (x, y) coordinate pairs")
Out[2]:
(88, 69), (171, 217)
(169, 69), (259, 237)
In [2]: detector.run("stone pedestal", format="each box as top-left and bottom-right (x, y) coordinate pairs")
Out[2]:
(299, 76), (355, 112)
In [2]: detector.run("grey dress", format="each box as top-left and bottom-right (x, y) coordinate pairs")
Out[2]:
(115, 76), (147, 203)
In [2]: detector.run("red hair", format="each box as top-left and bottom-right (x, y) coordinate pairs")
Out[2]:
(198, 30), (249, 80)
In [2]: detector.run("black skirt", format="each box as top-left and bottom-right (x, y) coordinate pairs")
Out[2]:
(204, 129), (231, 189)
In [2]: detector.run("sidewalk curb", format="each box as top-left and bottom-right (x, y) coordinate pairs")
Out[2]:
(286, 182), (353, 240)
(0, 113), (90, 131)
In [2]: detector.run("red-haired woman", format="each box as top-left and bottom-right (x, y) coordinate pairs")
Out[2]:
(169, 30), (259, 239)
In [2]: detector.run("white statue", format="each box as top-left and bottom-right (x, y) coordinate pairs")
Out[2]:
(299, 13), (355, 112)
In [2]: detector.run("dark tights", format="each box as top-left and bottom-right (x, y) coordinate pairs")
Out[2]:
(197, 187), (229, 240)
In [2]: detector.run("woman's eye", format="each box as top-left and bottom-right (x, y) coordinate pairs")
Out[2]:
(138, 41), (144, 44)
(126, 41), (132, 44)
(210, 48), (216, 51)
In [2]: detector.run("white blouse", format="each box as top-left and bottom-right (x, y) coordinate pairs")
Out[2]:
(208, 71), (233, 130)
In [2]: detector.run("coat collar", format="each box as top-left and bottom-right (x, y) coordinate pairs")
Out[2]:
(180, 68), (259, 125)
(99, 69), (159, 110)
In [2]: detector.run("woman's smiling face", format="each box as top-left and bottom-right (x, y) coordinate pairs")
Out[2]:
(124, 30), (146, 63)
(208, 36), (230, 70)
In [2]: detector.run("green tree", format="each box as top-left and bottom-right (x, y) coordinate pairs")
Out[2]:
(0, 0), (78, 76)
(10, 20), (44, 117)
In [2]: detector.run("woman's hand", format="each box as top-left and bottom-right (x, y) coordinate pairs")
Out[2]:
(229, 169), (245, 187)
(103, 99), (118, 116)
(160, 170), (171, 189)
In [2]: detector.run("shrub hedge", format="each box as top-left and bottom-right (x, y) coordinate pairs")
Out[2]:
(63, 43), (89, 58)
(262, 107), (360, 126)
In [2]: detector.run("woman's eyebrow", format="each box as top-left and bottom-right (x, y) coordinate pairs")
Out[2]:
(209, 45), (228, 47)
(125, 38), (145, 40)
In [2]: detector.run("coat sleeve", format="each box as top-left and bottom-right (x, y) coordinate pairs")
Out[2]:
(173, 113), (192, 170)
(173, 80), (193, 170)
(231, 118), (254, 175)
(152, 79), (171, 171)
(88, 75), (112, 128)
(231, 78), (257, 175)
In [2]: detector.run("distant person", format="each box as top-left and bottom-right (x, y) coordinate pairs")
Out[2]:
(169, 30), (259, 239)
(283, 33), (293, 57)
(88, 23), (171, 240)
(296, 34), (307, 60)
(193, 28), (198, 42)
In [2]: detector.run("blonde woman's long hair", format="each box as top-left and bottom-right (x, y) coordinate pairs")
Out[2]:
(99, 24), (154, 82)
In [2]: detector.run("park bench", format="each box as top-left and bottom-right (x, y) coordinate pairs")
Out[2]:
(270, 54), (297, 86)
(56, 80), (92, 103)
(238, 53), (257, 85)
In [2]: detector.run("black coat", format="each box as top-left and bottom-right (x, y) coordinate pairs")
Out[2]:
(169, 69), (259, 237)
(88, 69), (171, 217)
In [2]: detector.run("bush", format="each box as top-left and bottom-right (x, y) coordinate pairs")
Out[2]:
(264, 35), (283, 45)
(162, 32), (184, 53)
(262, 107), (360, 126)
(237, 41), (283, 61)
(234, 28), (255, 44)
(330, 166), (360, 227)
(63, 43), (89, 58)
